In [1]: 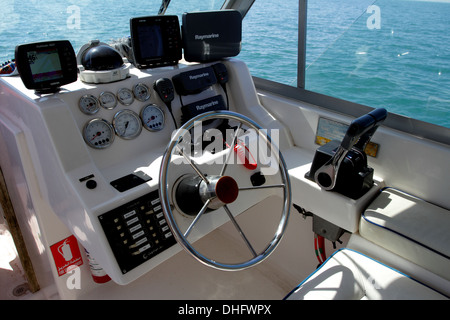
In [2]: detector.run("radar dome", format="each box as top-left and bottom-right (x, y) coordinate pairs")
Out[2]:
(81, 45), (123, 71)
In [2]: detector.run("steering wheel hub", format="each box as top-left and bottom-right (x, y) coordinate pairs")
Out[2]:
(199, 175), (239, 210)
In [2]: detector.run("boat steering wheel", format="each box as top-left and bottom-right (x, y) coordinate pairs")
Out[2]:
(159, 111), (291, 270)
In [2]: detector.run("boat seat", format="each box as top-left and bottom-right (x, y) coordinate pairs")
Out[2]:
(286, 187), (450, 300)
(284, 248), (448, 300)
(360, 187), (450, 282)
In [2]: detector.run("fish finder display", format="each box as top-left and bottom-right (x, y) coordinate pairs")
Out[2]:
(28, 48), (63, 83)
(15, 40), (77, 93)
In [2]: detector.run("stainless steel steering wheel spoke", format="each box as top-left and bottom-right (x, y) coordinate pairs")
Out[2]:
(239, 183), (286, 191)
(175, 145), (210, 185)
(184, 199), (211, 238)
(223, 205), (257, 258)
(219, 122), (243, 177)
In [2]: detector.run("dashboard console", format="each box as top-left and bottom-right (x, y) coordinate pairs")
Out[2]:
(19, 59), (245, 285)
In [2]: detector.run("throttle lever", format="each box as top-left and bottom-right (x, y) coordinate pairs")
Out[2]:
(314, 108), (387, 191)
(354, 108), (387, 150)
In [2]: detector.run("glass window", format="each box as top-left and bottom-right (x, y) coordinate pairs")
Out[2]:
(240, 0), (299, 86)
(305, 0), (450, 128)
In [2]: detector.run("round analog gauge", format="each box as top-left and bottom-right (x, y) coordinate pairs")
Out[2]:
(117, 88), (134, 106)
(113, 109), (142, 140)
(79, 94), (99, 115)
(133, 83), (151, 102)
(83, 118), (115, 149)
(98, 91), (118, 110)
(141, 104), (165, 132)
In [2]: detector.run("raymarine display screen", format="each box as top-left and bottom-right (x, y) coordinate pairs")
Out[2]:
(15, 40), (77, 93)
(137, 25), (164, 58)
(130, 16), (182, 68)
(28, 48), (63, 83)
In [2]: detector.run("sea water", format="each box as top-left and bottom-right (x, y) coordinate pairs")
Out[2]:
(240, 0), (450, 128)
(303, 0), (450, 128)
(1, 0), (449, 128)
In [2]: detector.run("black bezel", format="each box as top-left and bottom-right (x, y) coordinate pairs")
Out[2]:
(15, 40), (77, 93)
(130, 15), (182, 69)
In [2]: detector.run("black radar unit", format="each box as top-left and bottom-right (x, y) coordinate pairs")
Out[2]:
(15, 40), (77, 94)
(81, 45), (124, 71)
(182, 10), (242, 62)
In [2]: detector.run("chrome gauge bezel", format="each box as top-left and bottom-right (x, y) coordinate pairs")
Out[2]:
(133, 83), (151, 102)
(117, 88), (135, 106)
(83, 118), (115, 149)
(79, 94), (100, 115)
(113, 109), (142, 140)
(98, 91), (118, 110)
(141, 104), (165, 132)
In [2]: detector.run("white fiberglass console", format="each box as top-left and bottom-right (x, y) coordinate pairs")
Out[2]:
(0, 58), (293, 286)
(0, 56), (385, 294)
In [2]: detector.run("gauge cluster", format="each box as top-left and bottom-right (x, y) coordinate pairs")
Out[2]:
(72, 62), (230, 154)
(78, 82), (165, 149)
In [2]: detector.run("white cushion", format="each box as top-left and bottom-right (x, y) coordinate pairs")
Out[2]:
(360, 188), (450, 281)
(285, 249), (447, 300)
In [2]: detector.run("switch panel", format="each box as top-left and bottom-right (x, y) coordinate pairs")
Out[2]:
(99, 190), (176, 274)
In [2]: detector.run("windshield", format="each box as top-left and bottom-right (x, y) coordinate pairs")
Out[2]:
(0, 0), (224, 62)
(2, 0), (449, 130)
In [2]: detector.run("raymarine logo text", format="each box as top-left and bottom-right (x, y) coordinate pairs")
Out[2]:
(196, 100), (218, 111)
(189, 72), (210, 80)
(195, 33), (219, 40)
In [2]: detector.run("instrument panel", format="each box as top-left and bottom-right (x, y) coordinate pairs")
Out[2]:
(73, 63), (228, 152)
(51, 62), (232, 282)
(78, 82), (166, 149)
